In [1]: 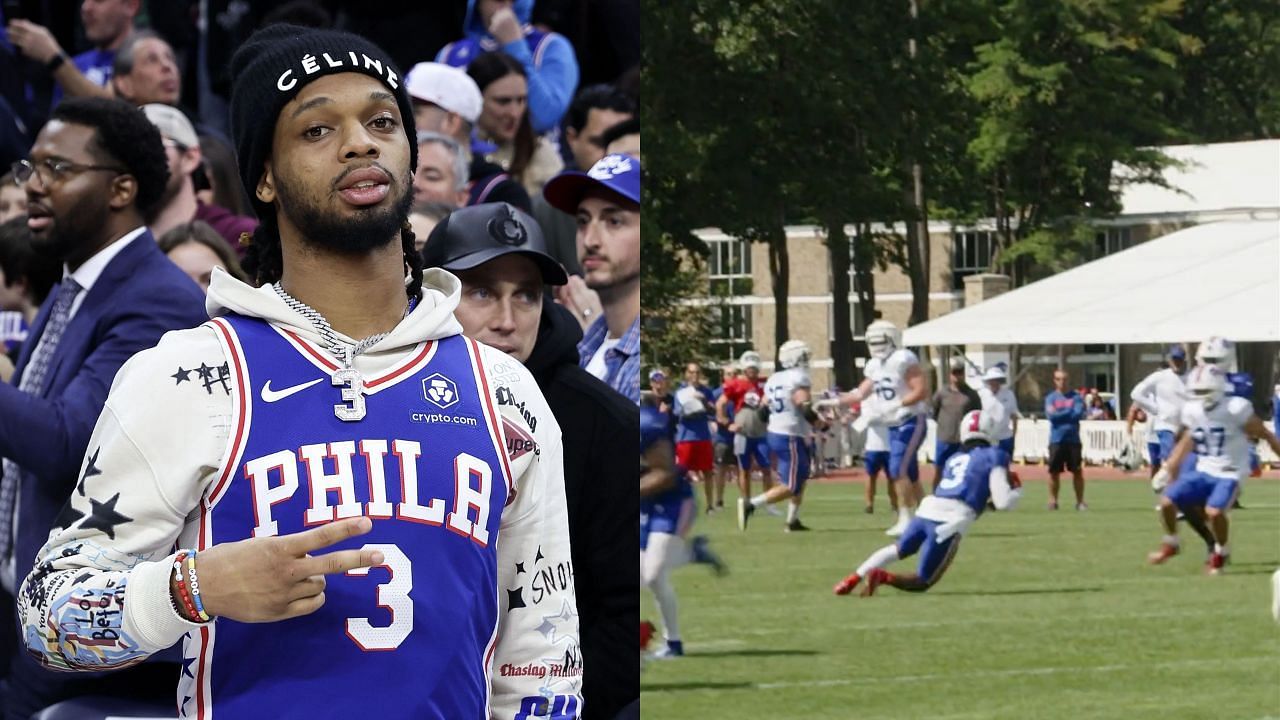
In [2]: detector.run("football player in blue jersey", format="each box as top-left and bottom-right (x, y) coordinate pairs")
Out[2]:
(641, 391), (725, 659)
(833, 410), (1022, 596)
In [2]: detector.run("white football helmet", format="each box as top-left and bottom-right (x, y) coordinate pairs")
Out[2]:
(778, 340), (812, 369)
(959, 409), (994, 443)
(1187, 364), (1227, 409)
(1196, 336), (1238, 372)
(739, 350), (762, 371)
(865, 320), (901, 360)
(743, 390), (761, 408)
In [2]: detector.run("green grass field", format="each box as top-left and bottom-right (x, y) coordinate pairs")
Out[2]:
(641, 477), (1280, 720)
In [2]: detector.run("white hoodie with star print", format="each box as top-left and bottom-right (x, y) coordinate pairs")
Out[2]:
(17, 267), (582, 719)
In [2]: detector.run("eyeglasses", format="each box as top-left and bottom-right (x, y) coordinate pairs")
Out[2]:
(11, 158), (125, 187)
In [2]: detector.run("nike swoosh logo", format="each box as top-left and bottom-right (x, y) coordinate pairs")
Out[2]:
(261, 378), (324, 403)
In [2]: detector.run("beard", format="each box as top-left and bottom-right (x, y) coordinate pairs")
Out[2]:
(30, 191), (108, 262)
(274, 165), (414, 255)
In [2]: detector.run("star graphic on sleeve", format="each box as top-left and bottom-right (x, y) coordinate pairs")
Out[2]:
(196, 363), (214, 381)
(171, 367), (192, 384)
(181, 655), (196, 679)
(80, 493), (133, 540)
(506, 586), (526, 610)
(180, 695), (191, 717)
(515, 561), (526, 574)
(52, 502), (84, 531)
(534, 546), (544, 563)
(76, 447), (102, 496)
(535, 617), (557, 640)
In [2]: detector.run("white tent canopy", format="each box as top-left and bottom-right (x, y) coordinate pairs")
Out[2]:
(903, 219), (1280, 346)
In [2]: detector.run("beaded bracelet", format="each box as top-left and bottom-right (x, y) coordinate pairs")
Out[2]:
(171, 550), (210, 624)
(185, 550), (210, 622)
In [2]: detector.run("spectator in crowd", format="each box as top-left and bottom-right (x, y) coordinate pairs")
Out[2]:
(1045, 368), (1087, 511)
(408, 200), (454, 251)
(156, 220), (246, 291)
(412, 132), (469, 208)
(544, 153), (640, 402)
(140, 104), (256, 247)
(195, 133), (254, 220)
(0, 96), (205, 720)
(978, 363), (1021, 459)
(466, 170), (533, 212)
(0, 173), (26, 222)
(110, 30), (180, 106)
(422, 201), (638, 720)
(602, 115), (640, 159)
(564, 83), (634, 172)
(467, 52), (564, 197)
(0, 216), (60, 368)
(674, 361), (717, 512)
(533, 82), (636, 280)
(1085, 392), (1115, 420)
(649, 368), (673, 413)
(437, 0), (580, 134)
(930, 358), (981, 490)
(710, 362), (740, 510)
(5, 0), (138, 104)
(404, 62), (486, 171)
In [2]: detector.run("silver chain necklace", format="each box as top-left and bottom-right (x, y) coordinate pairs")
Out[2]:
(271, 282), (415, 422)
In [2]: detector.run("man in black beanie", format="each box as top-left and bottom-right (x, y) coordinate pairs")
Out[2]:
(17, 25), (582, 720)
(424, 202), (639, 718)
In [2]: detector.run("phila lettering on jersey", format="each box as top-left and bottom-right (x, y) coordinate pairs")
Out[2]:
(863, 349), (927, 425)
(764, 368), (811, 437)
(181, 316), (512, 719)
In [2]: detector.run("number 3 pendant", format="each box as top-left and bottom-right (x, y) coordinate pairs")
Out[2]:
(332, 368), (366, 421)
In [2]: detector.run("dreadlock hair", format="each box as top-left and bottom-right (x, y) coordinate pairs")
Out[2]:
(240, 216), (423, 303)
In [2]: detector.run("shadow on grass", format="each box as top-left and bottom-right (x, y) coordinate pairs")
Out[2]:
(642, 680), (752, 692)
(936, 586), (1104, 597)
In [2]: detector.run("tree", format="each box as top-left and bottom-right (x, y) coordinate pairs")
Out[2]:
(961, 0), (1189, 277)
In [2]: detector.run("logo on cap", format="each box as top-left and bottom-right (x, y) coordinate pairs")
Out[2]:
(488, 206), (528, 247)
(588, 155), (634, 181)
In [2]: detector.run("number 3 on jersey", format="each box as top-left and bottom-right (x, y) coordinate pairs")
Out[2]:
(939, 454), (970, 490)
(346, 543), (411, 651)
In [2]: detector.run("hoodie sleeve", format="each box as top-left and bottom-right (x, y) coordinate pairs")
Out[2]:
(502, 33), (580, 134)
(17, 327), (230, 670)
(479, 345), (583, 719)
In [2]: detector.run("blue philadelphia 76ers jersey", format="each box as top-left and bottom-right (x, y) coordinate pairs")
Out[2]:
(183, 315), (512, 719)
(934, 445), (1009, 515)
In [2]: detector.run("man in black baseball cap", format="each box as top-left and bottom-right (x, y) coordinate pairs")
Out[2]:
(423, 201), (640, 718)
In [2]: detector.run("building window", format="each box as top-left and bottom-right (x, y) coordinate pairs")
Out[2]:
(1093, 227), (1132, 259)
(1082, 344), (1117, 354)
(706, 238), (753, 297)
(711, 304), (752, 363)
(951, 231), (995, 290)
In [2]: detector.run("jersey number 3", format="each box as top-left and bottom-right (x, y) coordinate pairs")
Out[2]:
(345, 543), (412, 651)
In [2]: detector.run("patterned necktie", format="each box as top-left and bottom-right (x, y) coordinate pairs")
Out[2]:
(0, 278), (83, 560)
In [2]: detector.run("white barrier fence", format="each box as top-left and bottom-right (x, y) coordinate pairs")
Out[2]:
(817, 420), (1280, 468)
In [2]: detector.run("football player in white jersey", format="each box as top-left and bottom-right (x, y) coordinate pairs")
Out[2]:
(1130, 344), (1189, 475)
(737, 340), (819, 532)
(1147, 365), (1280, 573)
(825, 320), (929, 536)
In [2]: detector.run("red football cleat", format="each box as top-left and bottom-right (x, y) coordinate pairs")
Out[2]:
(1146, 543), (1180, 565)
(860, 568), (891, 597)
(1206, 552), (1226, 575)
(833, 573), (862, 596)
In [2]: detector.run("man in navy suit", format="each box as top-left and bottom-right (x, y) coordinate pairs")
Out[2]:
(0, 97), (206, 719)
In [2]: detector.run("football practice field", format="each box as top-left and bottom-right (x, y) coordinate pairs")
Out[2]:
(641, 472), (1280, 720)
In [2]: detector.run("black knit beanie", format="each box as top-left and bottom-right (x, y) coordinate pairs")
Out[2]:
(229, 23), (418, 215)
